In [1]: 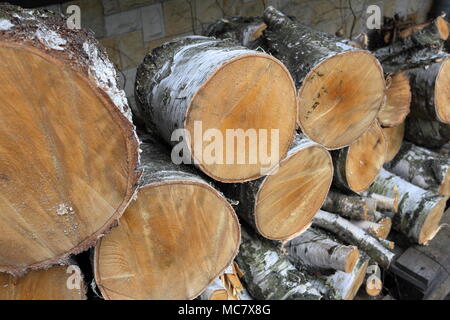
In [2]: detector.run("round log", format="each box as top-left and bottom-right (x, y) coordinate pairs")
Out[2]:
(385, 141), (450, 196)
(285, 227), (360, 273)
(0, 5), (140, 275)
(94, 139), (240, 300)
(332, 121), (387, 193)
(378, 72), (411, 127)
(218, 134), (333, 241)
(0, 265), (87, 300)
(262, 6), (385, 149)
(135, 35), (297, 182)
(382, 122), (405, 162)
(406, 59), (450, 124)
(368, 169), (447, 244)
(235, 227), (323, 300)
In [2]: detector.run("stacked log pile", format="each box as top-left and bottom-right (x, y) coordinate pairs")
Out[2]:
(0, 4), (448, 301)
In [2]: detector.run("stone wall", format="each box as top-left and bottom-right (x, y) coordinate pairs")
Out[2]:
(38, 0), (433, 107)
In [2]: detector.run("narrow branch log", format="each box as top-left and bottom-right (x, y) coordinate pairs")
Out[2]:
(285, 228), (360, 273)
(370, 193), (399, 213)
(94, 138), (241, 300)
(262, 6), (385, 149)
(0, 265), (87, 300)
(0, 4), (140, 275)
(378, 72), (411, 127)
(385, 141), (450, 196)
(350, 218), (392, 240)
(405, 117), (450, 149)
(236, 227), (323, 300)
(332, 121), (387, 193)
(135, 35), (297, 182)
(368, 169), (447, 244)
(382, 123), (405, 162)
(322, 190), (377, 221)
(406, 59), (450, 124)
(313, 210), (396, 268)
(218, 134), (333, 241)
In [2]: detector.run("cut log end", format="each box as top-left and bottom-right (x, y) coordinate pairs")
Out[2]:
(94, 182), (240, 300)
(382, 123), (405, 163)
(419, 197), (447, 245)
(255, 144), (333, 240)
(0, 42), (139, 273)
(0, 266), (87, 300)
(345, 121), (387, 192)
(345, 258), (370, 300)
(298, 50), (385, 149)
(345, 247), (361, 274)
(435, 58), (450, 124)
(186, 53), (297, 182)
(379, 72), (411, 127)
(436, 16), (450, 40)
(439, 169), (450, 196)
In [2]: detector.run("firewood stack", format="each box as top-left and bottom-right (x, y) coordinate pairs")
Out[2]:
(0, 5), (448, 300)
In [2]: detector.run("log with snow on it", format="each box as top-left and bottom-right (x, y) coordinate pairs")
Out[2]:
(378, 72), (411, 128)
(218, 134), (333, 241)
(368, 168), (447, 245)
(135, 35), (297, 183)
(405, 117), (450, 149)
(235, 227), (323, 300)
(93, 138), (240, 300)
(285, 227), (360, 273)
(382, 122), (405, 162)
(385, 141), (450, 196)
(331, 121), (387, 193)
(322, 190), (378, 221)
(406, 59), (450, 124)
(312, 210), (396, 269)
(261, 6), (385, 150)
(0, 4), (140, 275)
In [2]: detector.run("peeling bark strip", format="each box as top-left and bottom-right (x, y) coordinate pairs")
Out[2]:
(94, 138), (240, 300)
(0, 4), (139, 275)
(368, 169), (447, 245)
(322, 190), (377, 221)
(261, 6), (385, 149)
(135, 35), (297, 183)
(379, 72), (411, 128)
(205, 16), (266, 48)
(385, 141), (450, 196)
(236, 227), (323, 300)
(217, 134), (333, 241)
(405, 117), (450, 149)
(405, 59), (450, 124)
(285, 227), (359, 273)
(313, 210), (395, 268)
(372, 17), (450, 74)
(331, 121), (387, 193)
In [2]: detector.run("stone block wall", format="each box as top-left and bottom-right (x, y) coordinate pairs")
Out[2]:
(37, 0), (433, 108)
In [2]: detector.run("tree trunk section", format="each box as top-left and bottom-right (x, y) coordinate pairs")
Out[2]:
(93, 137), (241, 300)
(236, 227), (323, 300)
(368, 168), (447, 244)
(313, 211), (396, 268)
(135, 35), (297, 183)
(217, 134), (332, 241)
(405, 117), (450, 149)
(261, 6), (385, 149)
(322, 190), (378, 221)
(0, 4), (140, 275)
(385, 141), (450, 196)
(332, 121), (387, 193)
(285, 227), (360, 273)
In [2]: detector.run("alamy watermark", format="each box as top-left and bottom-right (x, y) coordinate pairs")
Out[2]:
(366, 4), (382, 30)
(66, 5), (81, 30)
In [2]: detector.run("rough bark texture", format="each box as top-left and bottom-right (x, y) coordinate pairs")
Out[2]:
(368, 168), (446, 244)
(285, 227), (359, 273)
(405, 117), (450, 149)
(236, 227), (323, 300)
(322, 190), (377, 221)
(406, 61), (449, 123)
(0, 4), (139, 275)
(313, 211), (395, 268)
(204, 16), (265, 48)
(385, 141), (450, 195)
